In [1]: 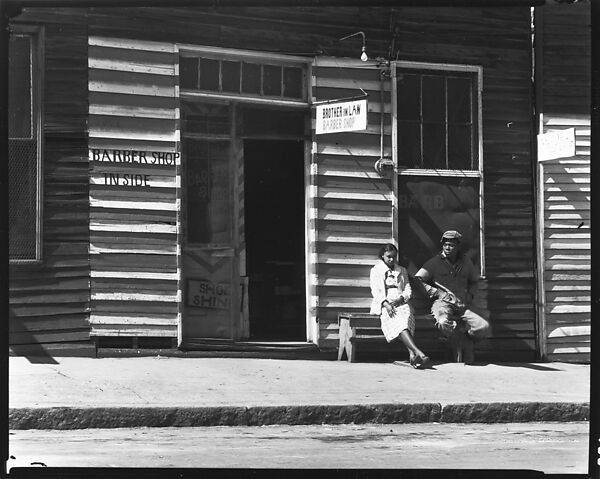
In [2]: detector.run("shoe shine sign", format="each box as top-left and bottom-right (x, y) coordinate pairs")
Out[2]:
(315, 99), (368, 134)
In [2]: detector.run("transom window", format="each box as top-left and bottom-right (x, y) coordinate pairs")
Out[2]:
(395, 67), (480, 171)
(180, 54), (307, 102)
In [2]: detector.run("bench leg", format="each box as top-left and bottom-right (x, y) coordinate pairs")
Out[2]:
(447, 331), (475, 364)
(448, 331), (463, 362)
(338, 332), (346, 361)
(338, 320), (349, 361)
(347, 341), (356, 363)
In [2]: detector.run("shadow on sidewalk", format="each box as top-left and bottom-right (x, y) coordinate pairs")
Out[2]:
(470, 362), (565, 371)
(10, 345), (59, 364)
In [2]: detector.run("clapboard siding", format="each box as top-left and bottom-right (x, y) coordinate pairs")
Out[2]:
(12, 6), (538, 358)
(312, 8), (536, 358)
(8, 20), (91, 351)
(312, 57), (393, 348)
(88, 36), (179, 338)
(537, 1), (590, 363)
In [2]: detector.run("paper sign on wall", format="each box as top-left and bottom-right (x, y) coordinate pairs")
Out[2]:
(537, 128), (576, 161)
(315, 99), (367, 134)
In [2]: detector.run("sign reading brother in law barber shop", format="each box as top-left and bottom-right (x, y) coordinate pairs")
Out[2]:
(315, 99), (368, 134)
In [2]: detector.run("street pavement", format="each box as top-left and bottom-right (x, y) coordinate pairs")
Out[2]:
(8, 355), (590, 428)
(7, 422), (589, 472)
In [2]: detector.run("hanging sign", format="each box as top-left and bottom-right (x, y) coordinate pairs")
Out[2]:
(537, 128), (576, 161)
(315, 99), (367, 134)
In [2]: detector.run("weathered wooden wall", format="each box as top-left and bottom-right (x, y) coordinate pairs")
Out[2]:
(311, 57), (393, 347)
(312, 8), (537, 360)
(10, 6), (537, 360)
(87, 37), (180, 340)
(9, 14), (93, 356)
(537, 1), (590, 362)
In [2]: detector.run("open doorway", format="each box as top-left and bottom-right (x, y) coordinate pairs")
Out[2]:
(243, 139), (305, 340)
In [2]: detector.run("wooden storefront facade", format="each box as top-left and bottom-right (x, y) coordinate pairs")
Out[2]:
(6, 4), (590, 361)
(534, 0), (591, 363)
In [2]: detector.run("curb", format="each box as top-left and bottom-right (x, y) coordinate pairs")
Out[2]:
(9, 402), (589, 429)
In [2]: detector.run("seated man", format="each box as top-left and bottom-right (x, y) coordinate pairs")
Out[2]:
(414, 230), (490, 364)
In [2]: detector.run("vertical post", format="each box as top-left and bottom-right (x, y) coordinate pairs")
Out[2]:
(174, 44), (183, 349)
(532, 6), (547, 361)
(0, 2), (13, 474)
(536, 161), (547, 361)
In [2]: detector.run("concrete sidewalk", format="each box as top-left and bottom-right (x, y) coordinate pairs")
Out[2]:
(8, 356), (590, 429)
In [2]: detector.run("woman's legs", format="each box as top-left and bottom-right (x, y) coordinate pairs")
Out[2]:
(399, 329), (429, 366)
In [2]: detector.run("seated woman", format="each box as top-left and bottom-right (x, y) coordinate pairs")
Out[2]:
(370, 243), (431, 369)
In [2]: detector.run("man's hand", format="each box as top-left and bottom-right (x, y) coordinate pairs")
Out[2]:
(390, 297), (405, 307)
(384, 302), (395, 317)
(438, 291), (457, 304)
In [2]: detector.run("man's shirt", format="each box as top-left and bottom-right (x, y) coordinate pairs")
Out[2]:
(415, 252), (479, 305)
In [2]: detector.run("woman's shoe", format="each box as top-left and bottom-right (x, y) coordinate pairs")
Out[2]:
(410, 355), (431, 369)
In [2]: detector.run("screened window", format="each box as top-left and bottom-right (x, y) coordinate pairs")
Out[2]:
(396, 68), (479, 171)
(179, 54), (306, 101)
(9, 29), (43, 262)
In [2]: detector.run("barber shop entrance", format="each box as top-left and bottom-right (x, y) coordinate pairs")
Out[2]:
(178, 49), (310, 347)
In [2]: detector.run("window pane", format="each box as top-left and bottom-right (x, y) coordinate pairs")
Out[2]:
(397, 122), (421, 168)
(448, 77), (471, 123)
(185, 140), (231, 244)
(9, 36), (32, 139)
(422, 75), (445, 123)
(422, 123), (446, 169)
(263, 65), (282, 96)
(199, 58), (220, 91)
(396, 74), (420, 121)
(448, 125), (473, 170)
(283, 66), (302, 98)
(221, 60), (240, 93)
(242, 62), (261, 95)
(179, 56), (199, 90)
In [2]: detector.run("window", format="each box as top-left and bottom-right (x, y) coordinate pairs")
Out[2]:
(181, 102), (232, 245)
(393, 63), (484, 275)
(179, 50), (308, 103)
(395, 66), (480, 171)
(9, 27), (43, 262)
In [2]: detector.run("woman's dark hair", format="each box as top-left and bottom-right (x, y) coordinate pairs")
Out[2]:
(377, 243), (398, 259)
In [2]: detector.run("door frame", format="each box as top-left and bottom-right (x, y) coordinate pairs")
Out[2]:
(175, 43), (314, 344)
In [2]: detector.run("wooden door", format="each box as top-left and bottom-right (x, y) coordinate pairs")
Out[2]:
(180, 102), (237, 341)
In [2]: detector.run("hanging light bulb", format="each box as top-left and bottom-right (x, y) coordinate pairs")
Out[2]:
(339, 31), (368, 62)
(360, 45), (368, 62)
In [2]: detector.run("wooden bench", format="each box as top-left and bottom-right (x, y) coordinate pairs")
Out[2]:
(337, 311), (473, 363)
(337, 312), (389, 362)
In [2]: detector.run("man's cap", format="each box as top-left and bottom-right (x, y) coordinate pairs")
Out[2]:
(441, 230), (462, 243)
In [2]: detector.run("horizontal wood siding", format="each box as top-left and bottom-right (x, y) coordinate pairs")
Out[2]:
(538, 2), (590, 362)
(9, 20), (92, 351)
(312, 58), (393, 348)
(88, 37), (179, 338)
(14, 7), (537, 359)
(394, 8), (536, 361)
(314, 9), (537, 359)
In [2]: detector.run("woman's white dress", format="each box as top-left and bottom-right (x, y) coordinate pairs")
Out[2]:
(379, 269), (415, 342)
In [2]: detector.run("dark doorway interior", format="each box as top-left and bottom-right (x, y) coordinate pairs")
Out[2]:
(244, 139), (305, 340)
